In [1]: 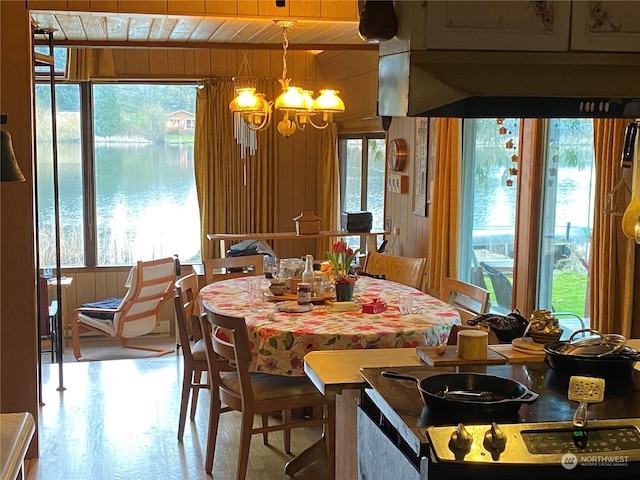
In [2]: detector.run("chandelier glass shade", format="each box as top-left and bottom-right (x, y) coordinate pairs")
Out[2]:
(229, 21), (345, 140)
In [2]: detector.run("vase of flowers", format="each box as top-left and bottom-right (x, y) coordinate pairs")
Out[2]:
(326, 241), (360, 301)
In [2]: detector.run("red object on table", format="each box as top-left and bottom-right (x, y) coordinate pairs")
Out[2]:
(362, 298), (387, 314)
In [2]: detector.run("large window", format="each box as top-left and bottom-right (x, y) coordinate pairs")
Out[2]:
(35, 83), (84, 267)
(338, 134), (386, 251)
(35, 79), (200, 267)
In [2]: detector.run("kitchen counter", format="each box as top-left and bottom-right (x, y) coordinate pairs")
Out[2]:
(304, 339), (640, 479)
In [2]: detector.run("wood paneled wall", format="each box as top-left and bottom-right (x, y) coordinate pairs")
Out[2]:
(27, 0), (359, 20)
(384, 117), (431, 263)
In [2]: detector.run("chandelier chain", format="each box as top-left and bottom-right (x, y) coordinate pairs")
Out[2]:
(281, 26), (288, 81)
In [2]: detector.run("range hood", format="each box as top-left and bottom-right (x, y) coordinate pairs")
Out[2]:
(378, 49), (640, 118)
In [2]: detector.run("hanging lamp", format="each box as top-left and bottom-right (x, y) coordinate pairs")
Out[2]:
(229, 20), (345, 140)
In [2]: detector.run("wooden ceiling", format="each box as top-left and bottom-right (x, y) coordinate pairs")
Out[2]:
(30, 10), (374, 50)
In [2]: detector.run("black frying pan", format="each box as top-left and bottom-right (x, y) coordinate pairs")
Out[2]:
(381, 371), (538, 419)
(544, 341), (640, 378)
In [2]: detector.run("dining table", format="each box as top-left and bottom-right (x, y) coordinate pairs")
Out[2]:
(198, 274), (461, 477)
(198, 275), (461, 376)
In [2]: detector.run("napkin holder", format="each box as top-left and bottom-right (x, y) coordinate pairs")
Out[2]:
(362, 298), (387, 314)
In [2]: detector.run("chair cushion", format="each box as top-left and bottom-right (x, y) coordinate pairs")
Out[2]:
(191, 339), (207, 361)
(220, 372), (322, 401)
(80, 297), (122, 320)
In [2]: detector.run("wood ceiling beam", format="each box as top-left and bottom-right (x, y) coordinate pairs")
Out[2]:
(32, 39), (378, 51)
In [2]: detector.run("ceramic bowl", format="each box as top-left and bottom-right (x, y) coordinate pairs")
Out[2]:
(269, 281), (288, 296)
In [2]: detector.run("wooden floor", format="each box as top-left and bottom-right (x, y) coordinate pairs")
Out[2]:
(27, 354), (329, 480)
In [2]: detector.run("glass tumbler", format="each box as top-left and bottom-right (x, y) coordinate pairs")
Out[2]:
(247, 276), (262, 293)
(250, 289), (265, 312)
(398, 295), (414, 315)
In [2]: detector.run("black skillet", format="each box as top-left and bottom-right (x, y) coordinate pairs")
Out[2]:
(381, 371), (538, 419)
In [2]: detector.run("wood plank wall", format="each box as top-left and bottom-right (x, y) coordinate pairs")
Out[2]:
(384, 117), (431, 265)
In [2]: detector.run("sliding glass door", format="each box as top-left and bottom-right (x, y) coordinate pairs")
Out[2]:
(538, 119), (594, 327)
(459, 119), (520, 314)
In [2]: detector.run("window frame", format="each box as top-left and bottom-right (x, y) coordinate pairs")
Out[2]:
(338, 132), (386, 252)
(34, 77), (199, 267)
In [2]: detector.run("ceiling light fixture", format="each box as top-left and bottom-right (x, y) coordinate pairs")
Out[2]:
(229, 20), (345, 142)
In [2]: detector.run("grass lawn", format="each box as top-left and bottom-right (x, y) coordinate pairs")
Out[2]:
(552, 270), (588, 317)
(484, 269), (587, 317)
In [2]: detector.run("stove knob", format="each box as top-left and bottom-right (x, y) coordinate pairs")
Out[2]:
(448, 423), (473, 455)
(483, 422), (507, 460)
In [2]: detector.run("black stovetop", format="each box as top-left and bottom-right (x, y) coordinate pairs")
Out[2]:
(360, 363), (640, 446)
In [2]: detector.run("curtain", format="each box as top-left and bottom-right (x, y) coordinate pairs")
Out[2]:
(591, 118), (638, 336)
(194, 78), (278, 259)
(65, 48), (115, 81)
(426, 118), (462, 295)
(315, 122), (339, 259)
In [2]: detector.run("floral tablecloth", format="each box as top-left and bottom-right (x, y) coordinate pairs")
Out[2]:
(199, 276), (460, 376)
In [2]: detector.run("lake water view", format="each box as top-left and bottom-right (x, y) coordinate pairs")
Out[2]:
(37, 139), (595, 269)
(36, 141), (200, 266)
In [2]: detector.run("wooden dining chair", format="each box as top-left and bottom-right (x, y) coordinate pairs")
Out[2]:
(203, 254), (264, 285)
(439, 276), (490, 324)
(362, 251), (427, 290)
(173, 288), (211, 441)
(199, 307), (330, 479)
(174, 273), (202, 345)
(70, 257), (176, 360)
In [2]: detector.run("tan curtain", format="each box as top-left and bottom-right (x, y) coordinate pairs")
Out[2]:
(194, 78), (278, 259)
(426, 118), (461, 294)
(315, 122), (340, 259)
(66, 48), (115, 81)
(591, 118), (638, 336)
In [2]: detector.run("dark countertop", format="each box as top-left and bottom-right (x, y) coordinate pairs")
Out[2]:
(360, 363), (640, 433)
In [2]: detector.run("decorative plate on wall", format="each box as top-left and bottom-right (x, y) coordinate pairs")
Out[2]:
(387, 138), (407, 172)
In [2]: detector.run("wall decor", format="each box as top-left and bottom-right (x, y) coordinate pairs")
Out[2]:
(387, 138), (407, 172)
(413, 118), (429, 216)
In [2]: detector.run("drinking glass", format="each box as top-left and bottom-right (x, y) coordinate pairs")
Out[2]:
(247, 276), (262, 293)
(398, 295), (414, 315)
(250, 289), (265, 312)
(313, 277), (325, 297)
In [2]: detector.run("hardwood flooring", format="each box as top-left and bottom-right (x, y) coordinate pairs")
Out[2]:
(27, 355), (329, 480)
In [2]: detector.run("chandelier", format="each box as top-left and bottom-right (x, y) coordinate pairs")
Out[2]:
(229, 20), (345, 141)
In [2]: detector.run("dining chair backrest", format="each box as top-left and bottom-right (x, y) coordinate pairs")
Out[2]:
(440, 277), (490, 322)
(173, 290), (197, 364)
(175, 273), (201, 341)
(203, 255), (264, 285)
(204, 309), (254, 406)
(362, 251), (427, 290)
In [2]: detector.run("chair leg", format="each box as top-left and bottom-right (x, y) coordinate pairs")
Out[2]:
(261, 413), (269, 445)
(204, 389), (222, 474)
(177, 368), (191, 441)
(282, 410), (291, 454)
(325, 402), (336, 480)
(190, 370), (202, 420)
(71, 314), (84, 361)
(237, 409), (254, 480)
